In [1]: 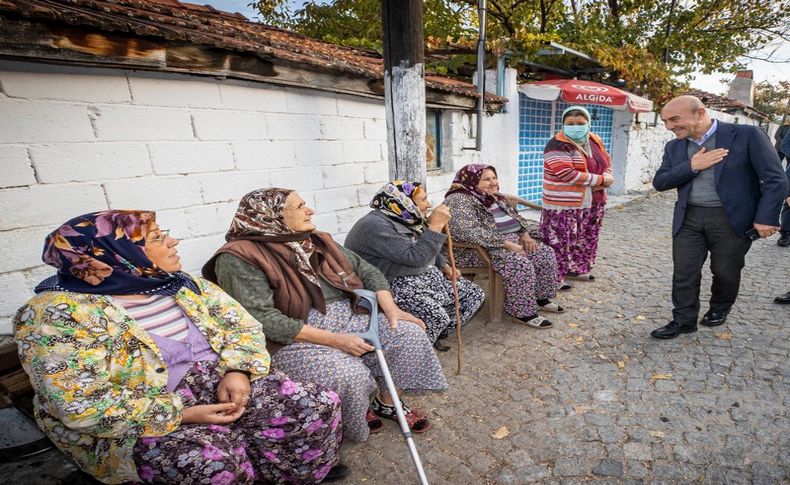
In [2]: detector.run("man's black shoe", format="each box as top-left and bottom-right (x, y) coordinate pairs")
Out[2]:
(774, 292), (790, 304)
(651, 321), (698, 339)
(700, 309), (729, 327)
(321, 464), (350, 483)
(777, 234), (790, 247)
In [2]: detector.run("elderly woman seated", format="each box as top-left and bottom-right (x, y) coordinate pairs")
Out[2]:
(14, 210), (344, 484)
(344, 181), (485, 351)
(203, 188), (447, 442)
(444, 164), (564, 328)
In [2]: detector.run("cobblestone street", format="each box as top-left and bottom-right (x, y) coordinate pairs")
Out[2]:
(2, 192), (788, 484)
(339, 191), (790, 484)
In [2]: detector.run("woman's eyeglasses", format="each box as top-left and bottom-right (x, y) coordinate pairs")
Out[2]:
(148, 229), (171, 245)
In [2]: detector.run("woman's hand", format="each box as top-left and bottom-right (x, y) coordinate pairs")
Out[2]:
(427, 204), (451, 232)
(601, 174), (615, 187)
(503, 240), (525, 253)
(385, 308), (426, 330)
(442, 263), (461, 280)
(329, 333), (375, 356)
(520, 234), (538, 254)
(181, 402), (245, 425)
(375, 290), (427, 330)
(217, 371), (251, 410)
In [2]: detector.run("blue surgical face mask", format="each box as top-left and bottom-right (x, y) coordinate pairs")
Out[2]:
(563, 124), (589, 142)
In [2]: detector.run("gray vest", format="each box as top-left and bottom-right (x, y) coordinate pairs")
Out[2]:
(687, 133), (722, 207)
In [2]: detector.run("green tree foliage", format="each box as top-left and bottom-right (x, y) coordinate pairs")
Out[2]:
(753, 80), (790, 122)
(253, 0), (790, 104)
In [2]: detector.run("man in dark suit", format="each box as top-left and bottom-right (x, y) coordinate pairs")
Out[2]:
(650, 95), (787, 339)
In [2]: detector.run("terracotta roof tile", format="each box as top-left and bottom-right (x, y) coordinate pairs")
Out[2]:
(685, 87), (770, 122)
(0, 0), (507, 104)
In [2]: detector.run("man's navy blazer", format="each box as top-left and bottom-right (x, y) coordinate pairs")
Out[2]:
(653, 121), (788, 237)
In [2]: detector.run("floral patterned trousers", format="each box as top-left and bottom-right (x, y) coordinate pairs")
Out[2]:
(539, 203), (606, 281)
(132, 361), (342, 484)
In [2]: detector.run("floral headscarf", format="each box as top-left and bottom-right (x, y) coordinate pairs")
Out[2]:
(370, 181), (427, 233)
(444, 163), (504, 207)
(35, 210), (200, 296)
(225, 188), (320, 287)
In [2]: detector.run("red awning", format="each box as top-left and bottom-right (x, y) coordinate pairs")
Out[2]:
(518, 79), (653, 113)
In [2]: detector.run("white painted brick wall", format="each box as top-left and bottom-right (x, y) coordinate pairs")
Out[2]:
(294, 141), (344, 166)
(149, 142), (234, 175)
(198, 171), (273, 204)
(104, 176), (202, 210)
(320, 116), (365, 140)
(266, 114), (323, 141)
(128, 74), (222, 108)
(0, 66), (132, 103)
(31, 143), (152, 183)
(286, 88), (337, 115)
(323, 164), (365, 188)
(94, 105), (194, 141)
(0, 184), (108, 231)
(233, 141), (296, 170)
(0, 145), (36, 188)
(0, 225), (52, 273)
(0, 99), (95, 143)
(192, 110), (269, 141)
(219, 82), (288, 112)
(0, 61), (518, 333)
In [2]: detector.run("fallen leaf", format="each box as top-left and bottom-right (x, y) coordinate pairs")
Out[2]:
(650, 373), (673, 381)
(635, 315), (646, 320)
(598, 354), (609, 361)
(492, 426), (510, 439)
(575, 336), (584, 343)
(574, 405), (592, 414)
(617, 361), (626, 369)
(568, 323), (579, 328)
(649, 431), (666, 438)
(716, 332), (733, 340)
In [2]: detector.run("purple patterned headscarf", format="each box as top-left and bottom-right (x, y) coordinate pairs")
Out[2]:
(34, 210), (200, 296)
(444, 163), (504, 206)
(370, 181), (427, 233)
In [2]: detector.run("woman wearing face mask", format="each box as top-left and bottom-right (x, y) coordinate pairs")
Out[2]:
(540, 106), (614, 286)
(344, 181), (486, 351)
(14, 210), (345, 484)
(443, 164), (563, 329)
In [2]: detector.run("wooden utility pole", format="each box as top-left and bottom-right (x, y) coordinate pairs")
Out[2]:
(382, 0), (427, 183)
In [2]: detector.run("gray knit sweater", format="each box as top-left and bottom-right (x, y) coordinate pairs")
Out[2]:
(344, 210), (448, 279)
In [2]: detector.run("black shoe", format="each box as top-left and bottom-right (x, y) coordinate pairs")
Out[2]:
(433, 338), (451, 352)
(774, 292), (790, 304)
(650, 321), (698, 339)
(777, 234), (790, 247)
(321, 464), (350, 483)
(700, 309), (729, 327)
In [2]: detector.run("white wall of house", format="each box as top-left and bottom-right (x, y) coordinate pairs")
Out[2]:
(0, 60), (513, 333)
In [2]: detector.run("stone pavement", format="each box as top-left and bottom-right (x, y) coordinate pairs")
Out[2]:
(337, 191), (790, 484)
(2, 191), (789, 484)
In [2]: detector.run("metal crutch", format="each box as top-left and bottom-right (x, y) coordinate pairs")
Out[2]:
(351, 288), (429, 485)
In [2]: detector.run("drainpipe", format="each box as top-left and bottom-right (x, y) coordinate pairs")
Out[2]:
(475, 0), (486, 151)
(496, 54), (507, 113)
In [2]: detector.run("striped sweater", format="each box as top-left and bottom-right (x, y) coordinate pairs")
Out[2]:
(542, 132), (611, 208)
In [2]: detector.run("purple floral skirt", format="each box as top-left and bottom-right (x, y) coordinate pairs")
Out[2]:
(132, 361), (342, 484)
(539, 203), (606, 281)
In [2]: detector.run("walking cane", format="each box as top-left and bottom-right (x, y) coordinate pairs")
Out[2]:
(351, 289), (430, 485)
(443, 225), (464, 375)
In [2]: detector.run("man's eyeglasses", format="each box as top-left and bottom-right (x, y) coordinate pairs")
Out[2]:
(148, 229), (171, 245)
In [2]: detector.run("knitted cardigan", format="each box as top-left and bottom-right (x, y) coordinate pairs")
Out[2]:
(542, 132), (611, 208)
